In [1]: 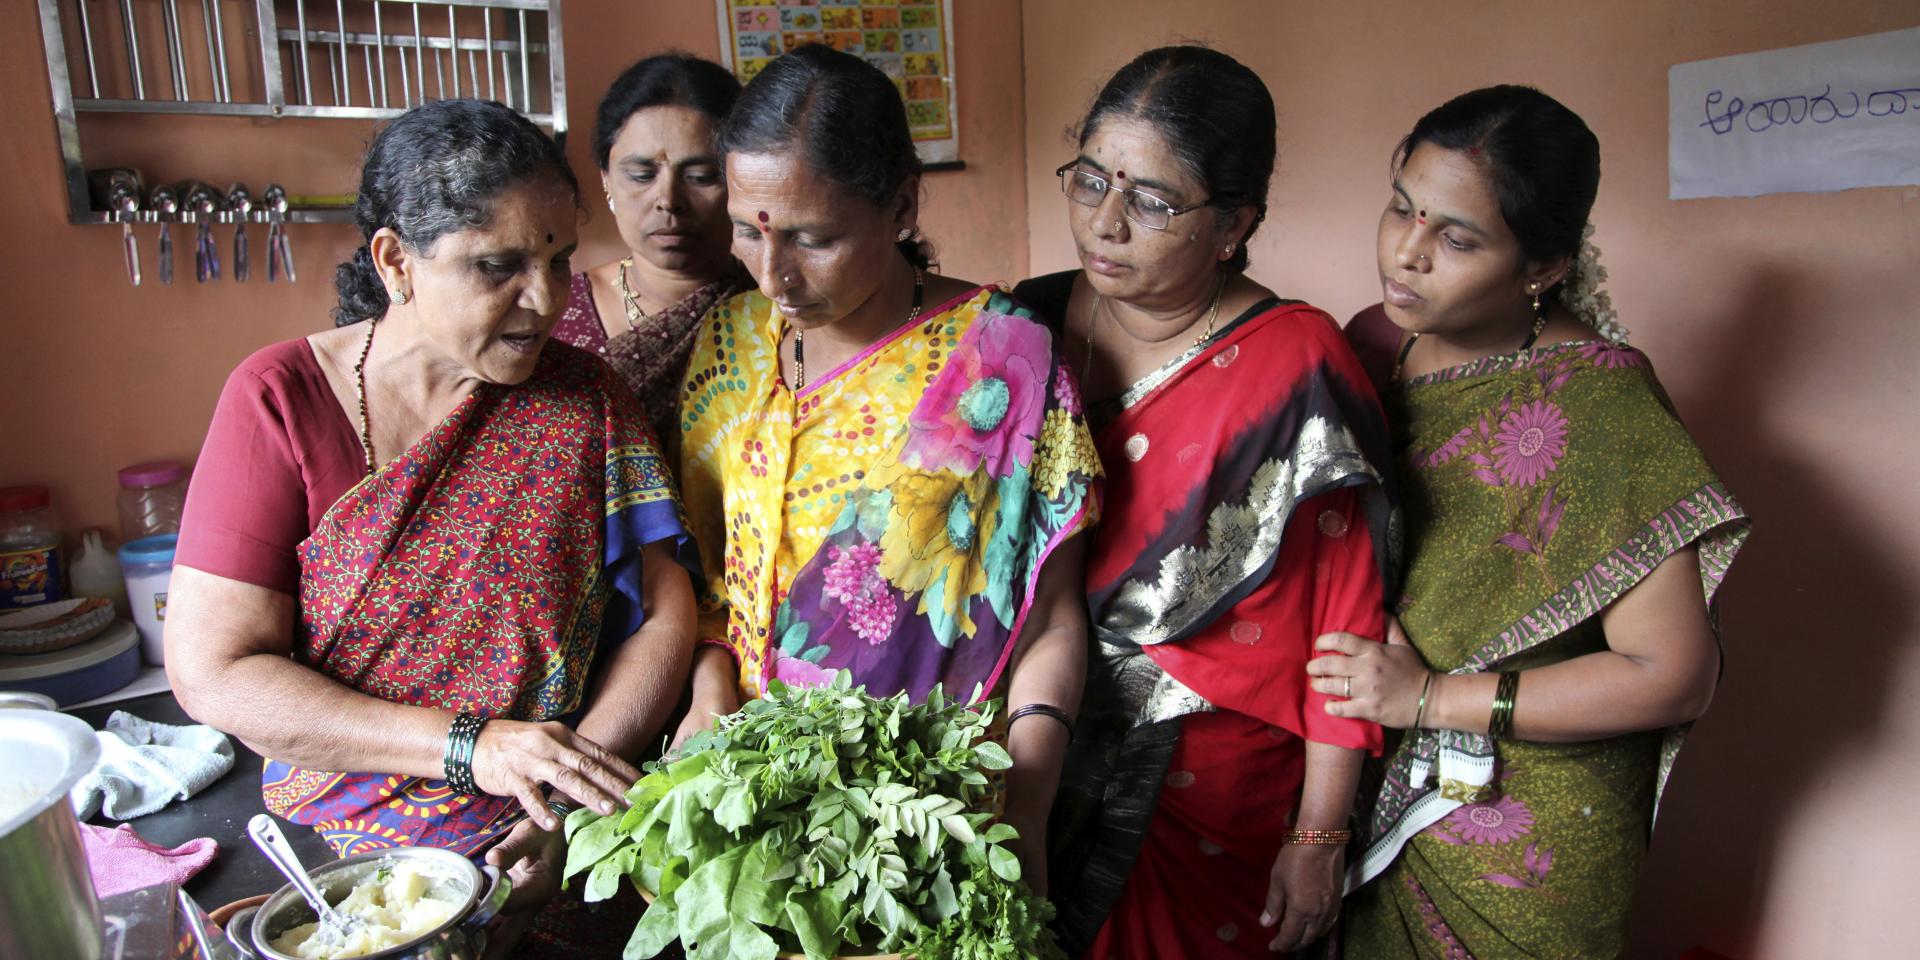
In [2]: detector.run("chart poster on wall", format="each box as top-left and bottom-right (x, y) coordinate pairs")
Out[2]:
(715, 0), (959, 164)
(1669, 27), (1920, 200)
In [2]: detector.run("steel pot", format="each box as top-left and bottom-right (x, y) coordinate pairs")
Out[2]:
(0, 710), (104, 960)
(236, 845), (509, 960)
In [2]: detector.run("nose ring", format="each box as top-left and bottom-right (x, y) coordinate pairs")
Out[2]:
(1416, 254), (1429, 262)
(782, 274), (793, 283)
(1112, 219), (1123, 232)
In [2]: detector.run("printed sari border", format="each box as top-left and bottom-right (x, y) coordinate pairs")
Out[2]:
(1458, 480), (1750, 672)
(1401, 338), (1611, 388)
(793, 284), (998, 400)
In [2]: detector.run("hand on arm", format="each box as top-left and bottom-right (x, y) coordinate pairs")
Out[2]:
(1310, 548), (1719, 740)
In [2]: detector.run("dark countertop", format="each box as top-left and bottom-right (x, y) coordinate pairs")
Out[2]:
(67, 690), (335, 912)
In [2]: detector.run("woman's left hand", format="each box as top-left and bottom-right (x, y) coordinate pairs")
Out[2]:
(485, 816), (567, 913)
(1307, 617), (1431, 728)
(1260, 842), (1344, 952)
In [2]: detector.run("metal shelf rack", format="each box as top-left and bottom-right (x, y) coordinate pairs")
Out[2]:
(37, 1), (568, 226)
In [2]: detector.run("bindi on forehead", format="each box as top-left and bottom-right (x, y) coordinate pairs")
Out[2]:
(546, 232), (554, 244)
(1114, 170), (1126, 180)
(756, 210), (771, 233)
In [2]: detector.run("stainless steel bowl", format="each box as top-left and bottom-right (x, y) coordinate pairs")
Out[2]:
(243, 845), (509, 960)
(0, 710), (104, 960)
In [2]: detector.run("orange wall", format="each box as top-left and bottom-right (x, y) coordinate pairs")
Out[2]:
(1021, 2), (1920, 957)
(0, 0), (1025, 535)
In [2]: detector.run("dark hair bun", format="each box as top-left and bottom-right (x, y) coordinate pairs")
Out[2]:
(719, 44), (930, 268)
(1395, 85), (1599, 271)
(332, 99), (578, 326)
(1077, 46), (1275, 273)
(593, 53), (741, 170)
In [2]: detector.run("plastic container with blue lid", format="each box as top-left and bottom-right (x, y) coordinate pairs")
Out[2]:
(119, 534), (178, 665)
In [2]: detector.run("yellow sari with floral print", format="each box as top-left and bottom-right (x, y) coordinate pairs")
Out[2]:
(677, 286), (1100, 702)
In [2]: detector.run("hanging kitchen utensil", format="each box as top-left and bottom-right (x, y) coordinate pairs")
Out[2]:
(262, 184), (294, 284)
(179, 182), (223, 282)
(107, 182), (142, 287)
(147, 185), (177, 286)
(226, 183), (252, 283)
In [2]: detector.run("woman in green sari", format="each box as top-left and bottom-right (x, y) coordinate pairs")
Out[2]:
(1318, 86), (1750, 957)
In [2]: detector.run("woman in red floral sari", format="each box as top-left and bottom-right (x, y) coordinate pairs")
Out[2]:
(165, 101), (696, 955)
(1019, 48), (1397, 958)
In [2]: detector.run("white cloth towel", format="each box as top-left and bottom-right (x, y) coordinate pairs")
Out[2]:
(68, 711), (236, 821)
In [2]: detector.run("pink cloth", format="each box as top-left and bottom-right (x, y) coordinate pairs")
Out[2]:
(82, 823), (218, 899)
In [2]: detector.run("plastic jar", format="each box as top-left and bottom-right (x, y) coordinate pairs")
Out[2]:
(119, 534), (177, 665)
(117, 461), (189, 542)
(0, 486), (64, 610)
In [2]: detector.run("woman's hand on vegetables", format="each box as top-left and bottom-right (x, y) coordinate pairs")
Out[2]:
(1307, 617), (1430, 728)
(470, 720), (639, 828)
(669, 684), (739, 753)
(485, 816), (567, 912)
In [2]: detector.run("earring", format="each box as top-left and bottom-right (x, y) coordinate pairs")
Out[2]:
(1528, 282), (1541, 314)
(605, 193), (615, 213)
(896, 228), (913, 242)
(389, 288), (408, 305)
(1223, 243), (1235, 257)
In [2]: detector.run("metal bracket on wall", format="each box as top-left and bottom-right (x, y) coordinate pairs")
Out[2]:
(36, 0), (568, 226)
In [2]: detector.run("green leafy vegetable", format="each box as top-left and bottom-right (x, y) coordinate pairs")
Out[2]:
(562, 674), (1064, 960)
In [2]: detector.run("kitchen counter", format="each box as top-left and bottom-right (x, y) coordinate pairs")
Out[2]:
(67, 690), (335, 912)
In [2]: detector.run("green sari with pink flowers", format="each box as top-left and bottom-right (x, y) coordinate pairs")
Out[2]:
(1343, 340), (1749, 959)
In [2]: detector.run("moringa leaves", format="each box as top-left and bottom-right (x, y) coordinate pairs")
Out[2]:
(561, 675), (1063, 960)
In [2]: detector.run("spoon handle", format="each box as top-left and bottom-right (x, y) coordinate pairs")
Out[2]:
(246, 814), (339, 922)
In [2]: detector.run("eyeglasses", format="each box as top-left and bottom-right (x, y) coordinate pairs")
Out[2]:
(1055, 161), (1210, 231)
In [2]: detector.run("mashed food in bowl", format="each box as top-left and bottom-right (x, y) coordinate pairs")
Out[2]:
(269, 861), (464, 959)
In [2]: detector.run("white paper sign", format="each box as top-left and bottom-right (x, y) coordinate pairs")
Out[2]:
(1668, 27), (1920, 200)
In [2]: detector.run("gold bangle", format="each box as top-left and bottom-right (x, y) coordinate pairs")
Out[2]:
(1284, 828), (1353, 846)
(1413, 670), (1435, 729)
(1487, 671), (1520, 740)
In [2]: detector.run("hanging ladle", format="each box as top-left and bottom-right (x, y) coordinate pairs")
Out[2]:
(148, 185), (177, 285)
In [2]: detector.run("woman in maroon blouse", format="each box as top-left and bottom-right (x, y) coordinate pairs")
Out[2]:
(554, 54), (753, 447)
(166, 100), (697, 957)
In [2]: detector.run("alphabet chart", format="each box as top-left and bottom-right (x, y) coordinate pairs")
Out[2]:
(716, 0), (959, 163)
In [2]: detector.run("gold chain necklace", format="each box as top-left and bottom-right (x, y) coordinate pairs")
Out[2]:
(794, 267), (924, 391)
(352, 317), (379, 475)
(1085, 273), (1225, 389)
(1393, 311), (1547, 381)
(614, 256), (648, 331)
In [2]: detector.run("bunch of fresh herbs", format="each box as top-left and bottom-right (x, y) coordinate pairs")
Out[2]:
(561, 673), (1065, 960)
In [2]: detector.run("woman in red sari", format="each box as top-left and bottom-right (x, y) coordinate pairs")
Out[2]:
(165, 100), (696, 955)
(1017, 47), (1397, 958)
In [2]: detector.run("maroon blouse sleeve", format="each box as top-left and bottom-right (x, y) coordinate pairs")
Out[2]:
(1345, 303), (1404, 395)
(176, 340), (358, 594)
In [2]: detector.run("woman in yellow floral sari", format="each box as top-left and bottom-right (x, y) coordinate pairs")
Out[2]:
(674, 45), (1101, 891)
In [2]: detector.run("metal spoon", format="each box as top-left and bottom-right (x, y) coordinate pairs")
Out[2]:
(148, 185), (177, 285)
(226, 183), (253, 282)
(262, 184), (295, 283)
(246, 814), (361, 951)
(179, 181), (223, 282)
(107, 181), (141, 287)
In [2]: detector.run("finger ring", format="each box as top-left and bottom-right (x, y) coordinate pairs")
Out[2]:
(1343, 677), (1353, 698)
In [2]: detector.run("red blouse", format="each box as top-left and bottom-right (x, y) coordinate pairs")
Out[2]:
(176, 338), (365, 594)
